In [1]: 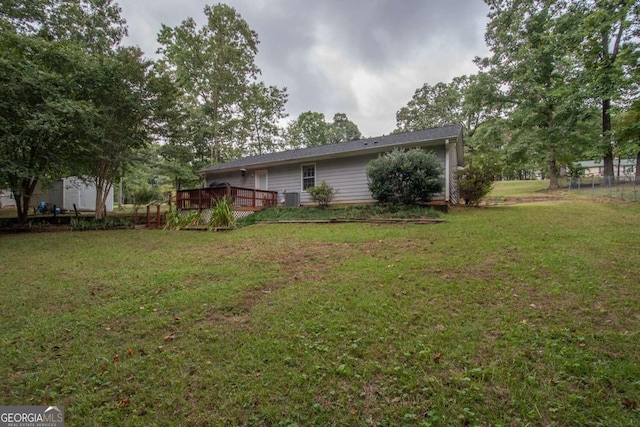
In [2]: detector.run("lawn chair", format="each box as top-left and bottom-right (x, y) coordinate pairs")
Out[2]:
(36, 201), (49, 214)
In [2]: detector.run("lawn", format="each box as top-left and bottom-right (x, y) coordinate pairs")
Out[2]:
(489, 179), (551, 198)
(1, 198), (639, 426)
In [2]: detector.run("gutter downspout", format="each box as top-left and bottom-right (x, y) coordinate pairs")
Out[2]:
(445, 139), (450, 203)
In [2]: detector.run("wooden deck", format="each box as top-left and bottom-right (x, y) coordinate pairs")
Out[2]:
(176, 186), (278, 211)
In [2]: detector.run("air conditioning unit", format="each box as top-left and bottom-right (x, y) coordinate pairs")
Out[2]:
(284, 192), (300, 207)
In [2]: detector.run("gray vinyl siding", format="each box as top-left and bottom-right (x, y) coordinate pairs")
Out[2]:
(206, 145), (447, 205)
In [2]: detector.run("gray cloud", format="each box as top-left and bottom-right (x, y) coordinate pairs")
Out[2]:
(118, 0), (490, 137)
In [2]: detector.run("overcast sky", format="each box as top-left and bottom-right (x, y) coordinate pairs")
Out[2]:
(118, 0), (491, 138)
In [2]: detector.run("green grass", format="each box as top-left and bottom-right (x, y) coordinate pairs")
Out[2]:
(489, 179), (552, 198)
(1, 200), (640, 426)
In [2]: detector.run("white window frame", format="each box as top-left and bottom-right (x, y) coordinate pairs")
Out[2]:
(301, 163), (316, 191)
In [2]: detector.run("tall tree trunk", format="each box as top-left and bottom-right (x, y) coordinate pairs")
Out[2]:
(548, 149), (559, 189)
(95, 185), (105, 220)
(14, 178), (37, 226)
(602, 98), (615, 178)
(16, 194), (30, 226)
(636, 151), (640, 178)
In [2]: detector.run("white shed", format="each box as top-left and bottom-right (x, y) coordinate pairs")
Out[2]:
(31, 177), (114, 212)
(0, 189), (17, 208)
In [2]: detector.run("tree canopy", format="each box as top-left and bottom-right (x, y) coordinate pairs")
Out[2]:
(0, 0), (143, 224)
(286, 112), (362, 148)
(395, 0), (639, 187)
(156, 4), (287, 166)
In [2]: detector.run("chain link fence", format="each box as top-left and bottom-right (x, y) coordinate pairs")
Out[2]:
(558, 175), (638, 201)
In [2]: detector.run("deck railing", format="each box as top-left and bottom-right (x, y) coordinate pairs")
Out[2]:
(176, 185), (278, 211)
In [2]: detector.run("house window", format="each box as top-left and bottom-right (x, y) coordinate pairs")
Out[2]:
(302, 164), (315, 191)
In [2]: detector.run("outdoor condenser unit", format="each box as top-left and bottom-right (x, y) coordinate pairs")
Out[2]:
(284, 192), (300, 207)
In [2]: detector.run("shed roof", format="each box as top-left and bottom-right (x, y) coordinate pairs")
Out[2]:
(198, 124), (463, 174)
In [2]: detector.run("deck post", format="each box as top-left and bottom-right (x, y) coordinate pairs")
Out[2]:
(156, 204), (161, 229)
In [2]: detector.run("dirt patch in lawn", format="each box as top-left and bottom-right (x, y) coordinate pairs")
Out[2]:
(481, 196), (562, 206)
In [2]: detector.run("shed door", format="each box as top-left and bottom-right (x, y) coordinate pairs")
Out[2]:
(255, 170), (268, 190)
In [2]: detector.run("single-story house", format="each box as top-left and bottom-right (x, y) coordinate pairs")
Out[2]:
(195, 124), (464, 207)
(30, 176), (114, 212)
(576, 159), (636, 177)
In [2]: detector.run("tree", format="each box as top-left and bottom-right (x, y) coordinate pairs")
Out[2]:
(478, 0), (587, 188)
(367, 149), (443, 205)
(241, 82), (288, 155)
(145, 64), (202, 190)
(0, 31), (95, 225)
(575, 0), (639, 178)
(286, 111), (330, 148)
(75, 47), (154, 219)
(615, 101), (640, 177)
(396, 81), (462, 132)
(0, 0), (126, 52)
(328, 113), (362, 143)
(395, 73), (499, 138)
(287, 111), (363, 148)
(0, 0), (137, 223)
(157, 4), (285, 165)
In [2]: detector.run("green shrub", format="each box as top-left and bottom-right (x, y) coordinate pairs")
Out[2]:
(208, 196), (235, 229)
(456, 163), (495, 206)
(163, 210), (202, 230)
(130, 184), (158, 205)
(367, 148), (443, 205)
(306, 181), (336, 208)
(71, 217), (132, 231)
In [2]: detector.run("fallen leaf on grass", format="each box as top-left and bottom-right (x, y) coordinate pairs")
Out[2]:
(128, 348), (135, 356)
(127, 374), (135, 381)
(433, 353), (442, 362)
(113, 355), (120, 362)
(622, 398), (639, 409)
(117, 398), (130, 408)
(163, 334), (176, 341)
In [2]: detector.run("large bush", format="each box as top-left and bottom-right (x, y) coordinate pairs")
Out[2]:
(456, 162), (495, 206)
(367, 149), (443, 205)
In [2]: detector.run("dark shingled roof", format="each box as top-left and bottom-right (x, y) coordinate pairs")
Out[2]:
(199, 124), (463, 173)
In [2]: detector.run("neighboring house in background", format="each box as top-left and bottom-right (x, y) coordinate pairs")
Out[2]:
(30, 177), (114, 212)
(197, 124), (464, 206)
(576, 159), (636, 177)
(0, 189), (17, 208)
